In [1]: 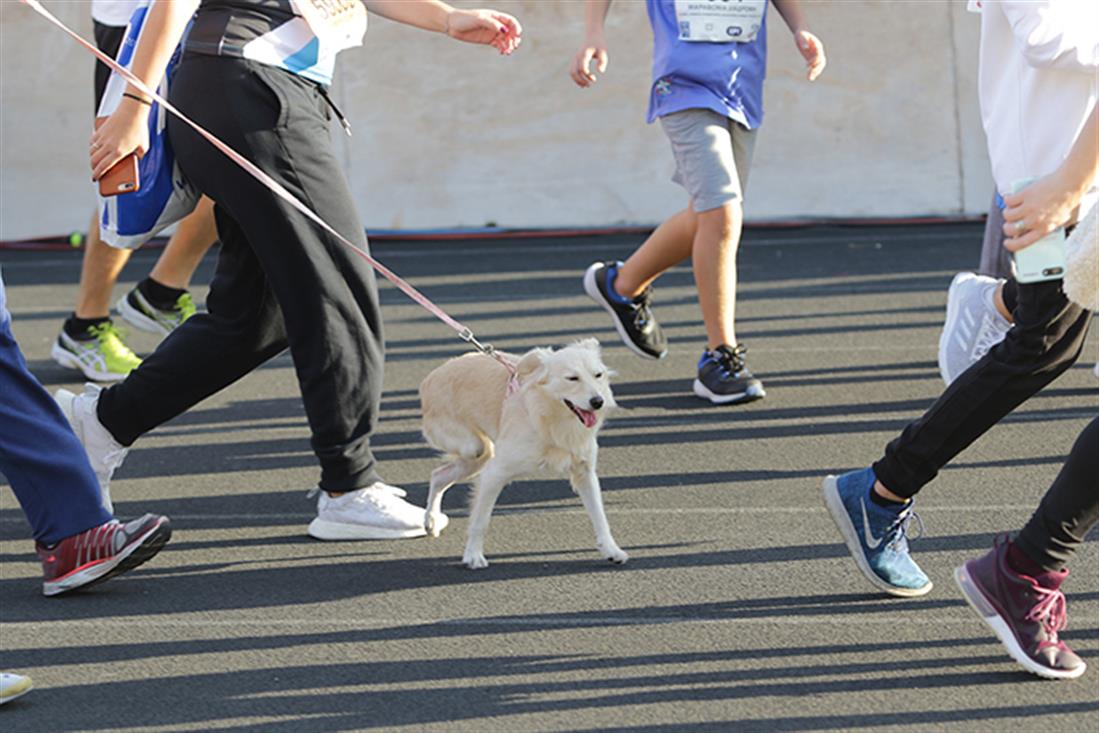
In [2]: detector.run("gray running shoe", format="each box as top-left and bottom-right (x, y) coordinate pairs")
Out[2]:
(693, 344), (765, 405)
(938, 272), (1010, 386)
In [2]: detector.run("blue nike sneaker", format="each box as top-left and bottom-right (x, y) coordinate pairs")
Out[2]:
(822, 467), (932, 597)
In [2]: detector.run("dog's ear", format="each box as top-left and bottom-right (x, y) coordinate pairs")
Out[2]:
(576, 337), (601, 355)
(516, 347), (551, 384)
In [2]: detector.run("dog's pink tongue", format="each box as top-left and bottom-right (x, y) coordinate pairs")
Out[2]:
(581, 409), (597, 428)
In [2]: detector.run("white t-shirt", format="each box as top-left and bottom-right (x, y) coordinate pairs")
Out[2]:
(978, 1), (1099, 213)
(91, 0), (143, 27)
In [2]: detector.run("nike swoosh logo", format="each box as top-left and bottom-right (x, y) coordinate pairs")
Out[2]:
(861, 498), (883, 550)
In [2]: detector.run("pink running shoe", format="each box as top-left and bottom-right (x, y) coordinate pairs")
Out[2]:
(36, 514), (171, 597)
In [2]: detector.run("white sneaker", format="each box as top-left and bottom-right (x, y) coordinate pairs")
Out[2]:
(54, 384), (129, 514)
(307, 482), (446, 540)
(0, 672), (33, 705)
(938, 272), (1012, 386)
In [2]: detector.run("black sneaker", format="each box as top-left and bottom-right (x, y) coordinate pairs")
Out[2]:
(693, 344), (765, 404)
(583, 261), (668, 359)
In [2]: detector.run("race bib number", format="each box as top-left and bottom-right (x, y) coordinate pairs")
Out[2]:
(291, 0), (367, 52)
(674, 0), (765, 43)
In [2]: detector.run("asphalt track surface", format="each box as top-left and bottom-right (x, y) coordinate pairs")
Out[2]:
(1, 223), (1097, 732)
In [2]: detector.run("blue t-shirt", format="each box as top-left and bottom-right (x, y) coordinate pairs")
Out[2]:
(646, 0), (768, 129)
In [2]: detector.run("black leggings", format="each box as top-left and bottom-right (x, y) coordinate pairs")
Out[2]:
(98, 55), (385, 492)
(1015, 417), (1099, 572)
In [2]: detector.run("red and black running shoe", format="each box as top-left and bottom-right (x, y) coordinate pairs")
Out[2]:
(36, 514), (171, 597)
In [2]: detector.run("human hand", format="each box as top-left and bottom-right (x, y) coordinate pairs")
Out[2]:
(1001, 172), (1083, 251)
(570, 35), (609, 87)
(90, 98), (150, 181)
(795, 30), (826, 82)
(445, 8), (522, 55)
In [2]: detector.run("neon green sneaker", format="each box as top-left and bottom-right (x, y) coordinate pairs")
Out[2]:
(117, 288), (197, 337)
(51, 321), (142, 382)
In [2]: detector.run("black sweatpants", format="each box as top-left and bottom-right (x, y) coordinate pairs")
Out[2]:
(873, 277), (1091, 497)
(1015, 417), (1099, 572)
(97, 55), (385, 492)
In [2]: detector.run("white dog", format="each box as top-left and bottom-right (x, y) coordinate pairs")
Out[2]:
(420, 338), (628, 569)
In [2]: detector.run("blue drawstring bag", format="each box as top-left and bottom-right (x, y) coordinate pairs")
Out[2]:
(96, 2), (199, 249)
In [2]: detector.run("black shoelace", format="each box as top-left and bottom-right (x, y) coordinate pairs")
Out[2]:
(631, 289), (655, 329)
(712, 344), (749, 377)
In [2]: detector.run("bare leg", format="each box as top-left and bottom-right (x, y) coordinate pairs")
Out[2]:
(693, 201), (744, 349)
(570, 466), (628, 564)
(74, 213), (132, 319)
(147, 197), (218, 289)
(614, 207), (697, 298)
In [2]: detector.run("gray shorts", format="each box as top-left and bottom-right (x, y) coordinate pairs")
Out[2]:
(659, 108), (757, 213)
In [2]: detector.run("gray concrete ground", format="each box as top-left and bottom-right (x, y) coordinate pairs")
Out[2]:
(1, 223), (1097, 732)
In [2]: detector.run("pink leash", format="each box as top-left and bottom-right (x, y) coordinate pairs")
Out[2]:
(22, 0), (517, 379)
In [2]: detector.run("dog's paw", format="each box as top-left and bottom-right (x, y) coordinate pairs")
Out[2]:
(602, 546), (629, 565)
(463, 551), (489, 570)
(425, 511), (448, 538)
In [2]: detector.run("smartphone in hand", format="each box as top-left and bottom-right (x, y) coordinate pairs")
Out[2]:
(1010, 179), (1065, 284)
(94, 117), (140, 197)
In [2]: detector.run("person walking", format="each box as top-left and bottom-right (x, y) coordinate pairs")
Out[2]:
(75, 0), (522, 540)
(53, 0), (218, 383)
(571, 0), (825, 405)
(953, 105), (1099, 681)
(823, 0), (1097, 599)
(1, 270), (170, 596)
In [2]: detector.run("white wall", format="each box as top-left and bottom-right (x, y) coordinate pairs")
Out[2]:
(0, 0), (992, 240)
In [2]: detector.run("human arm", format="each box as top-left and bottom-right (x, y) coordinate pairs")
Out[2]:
(362, 0), (521, 55)
(772, 0), (826, 82)
(1000, 0), (1099, 73)
(569, 0), (612, 88)
(1002, 105), (1099, 250)
(90, 0), (199, 180)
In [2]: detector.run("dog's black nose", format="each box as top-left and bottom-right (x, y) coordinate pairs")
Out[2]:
(589, 396), (604, 410)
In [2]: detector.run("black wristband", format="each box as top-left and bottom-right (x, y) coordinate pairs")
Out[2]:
(122, 92), (153, 106)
